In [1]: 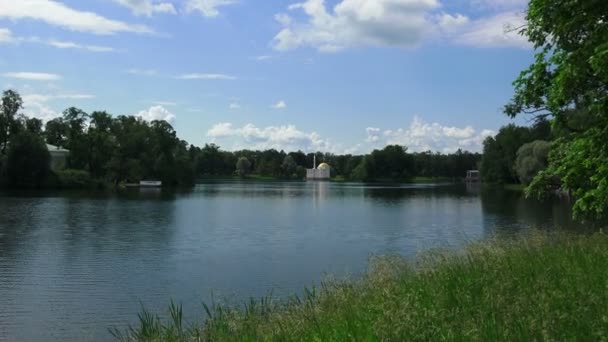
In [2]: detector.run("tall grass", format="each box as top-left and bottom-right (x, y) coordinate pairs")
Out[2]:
(112, 233), (608, 341)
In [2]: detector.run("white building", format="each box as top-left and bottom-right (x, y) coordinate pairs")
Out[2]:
(47, 144), (69, 171)
(306, 155), (331, 180)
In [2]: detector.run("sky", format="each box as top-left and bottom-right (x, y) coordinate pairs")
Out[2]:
(0, 0), (534, 154)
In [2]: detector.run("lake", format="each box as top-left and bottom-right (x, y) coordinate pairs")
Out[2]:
(0, 181), (577, 341)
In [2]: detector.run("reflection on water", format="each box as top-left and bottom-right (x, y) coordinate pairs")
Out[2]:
(0, 182), (578, 341)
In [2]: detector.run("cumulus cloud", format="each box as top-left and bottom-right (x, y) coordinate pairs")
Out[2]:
(272, 0), (529, 51)
(112, 0), (176, 16)
(0, 0), (153, 35)
(3, 72), (62, 81)
(272, 0), (441, 52)
(450, 11), (529, 49)
(177, 73), (236, 80)
(365, 127), (381, 143)
(207, 122), (334, 152)
(136, 105), (176, 123)
(377, 116), (494, 153)
(0, 28), (13, 43)
(184, 0), (237, 17)
(47, 40), (116, 52)
(438, 13), (469, 30)
(271, 100), (287, 109)
(205, 117), (494, 154)
(229, 103), (241, 109)
(21, 92), (95, 122)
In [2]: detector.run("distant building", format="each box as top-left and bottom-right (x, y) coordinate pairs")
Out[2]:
(47, 144), (69, 171)
(465, 170), (480, 182)
(306, 155), (331, 180)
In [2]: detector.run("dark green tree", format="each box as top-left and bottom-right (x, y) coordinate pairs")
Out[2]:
(505, 0), (608, 220)
(236, 156), (251, 177)
(281, 155), (297, 178)
(515, 140), (551, 185)
(6, 131), (50, 188)
(0, 89), (22, 154)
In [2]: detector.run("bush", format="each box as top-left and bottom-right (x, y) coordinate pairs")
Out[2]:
(57, 169), (93, 188)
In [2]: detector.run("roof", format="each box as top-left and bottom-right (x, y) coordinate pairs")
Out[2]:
(317, 163), (330, 170)
(46, 144), (70, 153)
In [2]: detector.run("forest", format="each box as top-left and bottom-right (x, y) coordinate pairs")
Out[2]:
(0, 89), (485, 188)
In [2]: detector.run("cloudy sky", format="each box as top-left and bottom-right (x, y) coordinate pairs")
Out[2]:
(0, 0), (532, 154)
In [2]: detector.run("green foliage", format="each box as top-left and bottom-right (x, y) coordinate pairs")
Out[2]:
(44, 118), (69, 148)
(351, 155), (375, 181)
(370, 145), (414, 180)
(281, 155), (297, 178)
(0, 89), (23, 154)
(505, 0), (608, 220)
(235, 156), (251, 177)
(56, 169), (94, 188)
(481, 122), (550, 184)
(515, 140), (550, 185)
(115, 233), (608, 341)
(6, 131), (50, 188)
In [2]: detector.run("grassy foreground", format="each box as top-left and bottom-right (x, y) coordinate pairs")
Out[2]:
(112, 233), (608, 341)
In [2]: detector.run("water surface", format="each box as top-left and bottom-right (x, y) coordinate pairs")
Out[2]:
(0, 182), (576, 341)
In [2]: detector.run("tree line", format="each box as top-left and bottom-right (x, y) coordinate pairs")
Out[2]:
(0, 89), (482, 188)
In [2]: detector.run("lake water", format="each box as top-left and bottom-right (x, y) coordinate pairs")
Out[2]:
(0, 182), (577, 341)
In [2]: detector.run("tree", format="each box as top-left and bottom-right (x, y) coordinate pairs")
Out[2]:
(45, 118), (69, 147)
(62, 107), (89, 170)
(505, 0), (608, 220)
(281, 155), (297, 178)
(88, 111), (115, 178)
(515, 140), (551, 185)
(236, 157), (251, 177)
(0, 90), (22, 154)
(25, 118), (43, 135)
(351, 155), (376, 181)
(6, 131), (50, 188)
(480, 124), (536, 183)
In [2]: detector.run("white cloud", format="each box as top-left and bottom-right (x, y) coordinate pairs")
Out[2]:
(207, 122), (334, 152)
(0, 28), (13, 43)
(21, 92), (95, 122)
(272, 0), (530, 51)
(450, 11), (529, 48)
(272, 0), (441, 52)
(184, 0), (237, 17)
(136, 105), (176, 123)
(271, 100), (287, 109)
(438, 13), (469, 30)
(377, 116), (494, 153)
(365, 127), (381, 143)
(47, 40), (116, 52)
(3, 72), (62, 81)
(177, 73), (237, 80)
(229, 103), (241, 109)
(126, 68), (159, 76)
(112, 0), (176, 16)
(0, 0), (153, 35)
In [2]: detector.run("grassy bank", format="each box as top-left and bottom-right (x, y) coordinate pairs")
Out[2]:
(113, 233), (608, 341)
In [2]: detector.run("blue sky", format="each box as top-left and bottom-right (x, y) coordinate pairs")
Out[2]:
(0, 0), (532, 153)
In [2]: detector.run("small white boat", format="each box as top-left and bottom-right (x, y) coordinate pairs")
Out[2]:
(139, 180), (162, 188)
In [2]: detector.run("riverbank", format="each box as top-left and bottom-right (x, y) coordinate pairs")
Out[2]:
(197, 175), (458, 183)
(113, 233), (608, 341)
